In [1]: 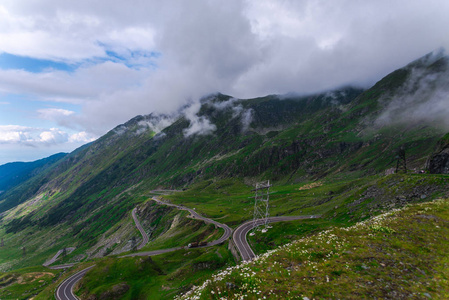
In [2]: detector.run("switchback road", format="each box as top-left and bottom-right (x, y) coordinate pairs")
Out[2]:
(121, 197), (232, 258)
(151, 197), (232, 247)
(55, 196), (316, 299)
(132, 207), (149, 250)
(56, 198), (233, 300)
(233, 215), (321, 261)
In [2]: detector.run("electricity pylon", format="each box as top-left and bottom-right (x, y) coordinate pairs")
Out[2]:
(395, 148), (407, 173)
(252, 180), (272, 230)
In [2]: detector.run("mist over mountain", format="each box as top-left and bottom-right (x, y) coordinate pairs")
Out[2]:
(375, 50), (449, 130)
(0, 52), (449, 299)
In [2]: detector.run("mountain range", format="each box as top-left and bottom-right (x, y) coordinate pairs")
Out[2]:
(0, 51), (449, 299)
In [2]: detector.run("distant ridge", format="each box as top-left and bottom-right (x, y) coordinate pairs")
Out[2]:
(1, 51), (449, 275)
(0, 153), (67, 193)
(0, 152), (66, 211)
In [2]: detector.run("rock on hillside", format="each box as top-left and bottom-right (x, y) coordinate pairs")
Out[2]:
(428, 133), (449, 174)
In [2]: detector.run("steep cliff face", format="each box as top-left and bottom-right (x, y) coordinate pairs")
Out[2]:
(428, 133), (449, 174)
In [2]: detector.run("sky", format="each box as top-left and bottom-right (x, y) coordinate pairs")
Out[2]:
(0, 0), (448, 164)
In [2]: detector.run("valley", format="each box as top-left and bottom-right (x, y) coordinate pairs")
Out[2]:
(0, 52), (449, 299)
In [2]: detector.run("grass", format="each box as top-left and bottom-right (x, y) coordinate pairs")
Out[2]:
(134, 203), (225, 252)
(164, 177), (358, 228)
(0, 74), (445, 273)
(0, 265), (63, 300)
(246, 219), (333, 255)
(0, 62), (447, 299)
(178, 197), (449, 299)
(164, 179), (255, 226)
(2, 173), (448, 297)
(33, 262), (97, 300)
(74, 244), (234, 300)
(166, 174), (449, 227)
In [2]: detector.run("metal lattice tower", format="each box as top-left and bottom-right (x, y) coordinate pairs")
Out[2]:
(252, 180), (272, 230)
(395, 148), (407, 173)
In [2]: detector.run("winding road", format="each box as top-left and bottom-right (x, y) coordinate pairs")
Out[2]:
(55, 197), (233, 299)
(55, 196), (318, 299)
(233, 215), (321, 261)
(55, 265), (95, 300)
(132, 207), (149, 250)
(121, 197), (233, 257)
(43, 247), (76, 267)
(152, 197), (233, 247)
(48, 263), (77, 270)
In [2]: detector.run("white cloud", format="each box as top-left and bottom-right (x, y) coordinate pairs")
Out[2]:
(0, 3), (156, 62)
(233, 0), (449, 96)
(0, 61), (146, 103)
(375, 52), (449, 130)
(0, 0), (448, 150)
(37, 108), (75, 120)
(69, 131), (96, 143)
(39, 128), (68, 144)
(136, 115), (176, 135)
(0, 125), (33, 143)
(0, 125), (95, 146)
(211, 97), (254, 131)
(183, 102), (217, 137)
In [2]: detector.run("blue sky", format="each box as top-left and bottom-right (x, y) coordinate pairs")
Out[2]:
(1, 0), (449, 165)
(0, 52), (76, 73)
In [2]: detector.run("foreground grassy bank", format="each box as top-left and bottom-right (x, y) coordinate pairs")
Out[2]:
(0, 265), (63, 299)
(178, 198), (449, 299)
(76, 244), (234, 300)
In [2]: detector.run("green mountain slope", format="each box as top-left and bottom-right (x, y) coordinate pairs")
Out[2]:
(178, 197), (449, 300)
(0, 153), (66, 211)
(0, 51), (448, 283)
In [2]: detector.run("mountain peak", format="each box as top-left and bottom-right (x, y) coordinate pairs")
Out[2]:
(406, 48), (448, 70)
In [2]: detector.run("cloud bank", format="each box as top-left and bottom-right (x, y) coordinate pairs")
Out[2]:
(183, 102), (217, 137)
(375, 53), (449, 130)
(1, 0), (449, 162)
(0, 125), (95, 146)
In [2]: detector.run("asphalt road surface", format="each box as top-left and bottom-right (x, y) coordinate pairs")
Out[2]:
(43, 247), (76, 267)
(48, 263), (77, 270)
(151, 197), (232, 247)
(123, 197), (233, 257)
(233, 215), (321, 261)
(56, 198), (233, 299)
(120, 246), (184, 258)
(55, 265), (95, 300)
(132, 207), (149, 250)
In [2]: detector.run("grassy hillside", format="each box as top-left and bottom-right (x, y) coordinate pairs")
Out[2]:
(0, 265), (63, 300)
(0, 153), (66, 195)
(76, 245), (234, 300)
(0, 52), (448, 299)
(0, 153), (67, 212)
(178, 197), (449, 299)
(20, 173), (447, 299)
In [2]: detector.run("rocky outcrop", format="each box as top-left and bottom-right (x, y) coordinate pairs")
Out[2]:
(99, 283), (129, 300)
(428, 133), (449, 174)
